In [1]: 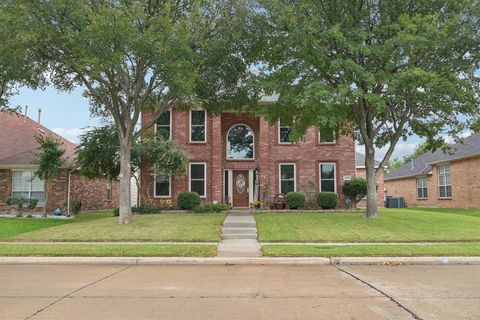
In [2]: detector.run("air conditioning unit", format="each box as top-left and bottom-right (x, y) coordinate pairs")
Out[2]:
(386, 197), (405, 208)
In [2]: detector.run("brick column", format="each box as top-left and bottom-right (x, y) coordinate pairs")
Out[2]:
(210, 114), (223, 203)
(258, 117), (274, 205)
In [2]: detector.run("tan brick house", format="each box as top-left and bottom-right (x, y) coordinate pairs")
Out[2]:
(0, 112), (118, 213)
(385, 134), (480, 208)
(140, 108), (358, 208)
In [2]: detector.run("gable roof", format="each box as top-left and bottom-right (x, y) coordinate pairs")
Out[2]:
(355, 152), (381, 168)
(385, 133), (480, 181)
(0, 111), (77, 167)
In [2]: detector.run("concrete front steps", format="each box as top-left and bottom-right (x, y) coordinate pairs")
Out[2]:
(217, 209), (262, 257)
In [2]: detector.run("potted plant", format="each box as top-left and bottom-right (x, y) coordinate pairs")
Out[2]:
(273, 193), (287, 210)
(251, 200), (261, 209)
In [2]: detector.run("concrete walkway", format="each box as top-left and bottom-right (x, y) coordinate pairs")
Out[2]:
(217, 209), (262, 257)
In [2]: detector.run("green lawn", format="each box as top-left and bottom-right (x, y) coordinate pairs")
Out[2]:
(405, 207), (480, 218)
(263, 244), (480, 257)
(1, 211), (226, 242)
(255, 208), (480, 243)
(0, 243), (217, 257)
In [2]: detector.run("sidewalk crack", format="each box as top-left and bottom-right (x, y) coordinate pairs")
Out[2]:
(24, 265), (133, 320)
(335, 266), (423, 320)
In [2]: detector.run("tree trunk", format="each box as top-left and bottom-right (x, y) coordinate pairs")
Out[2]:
(43, 178), (48, 218)
(365, 145), (378, 218)
(118, 138), (133, 224)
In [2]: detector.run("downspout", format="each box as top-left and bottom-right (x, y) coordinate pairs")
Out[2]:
(67, 169), (75, 214)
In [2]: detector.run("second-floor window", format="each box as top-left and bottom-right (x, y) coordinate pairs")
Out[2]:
(227, 124), (254, 160)
(319, 128), (336, 144)
(155, 110), (171, 140)
(190, 110), (206, 142)
(279, 120), (292, 143)
(438, 164), (452, 198)
(416, 177), (428, 199)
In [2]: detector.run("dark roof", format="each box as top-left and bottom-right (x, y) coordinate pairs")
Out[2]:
(385, 133), (480, 180)
(355, 152), (381, 167)
(0, 112), (76, 167)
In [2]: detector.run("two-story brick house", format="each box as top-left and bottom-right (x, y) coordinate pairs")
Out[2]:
(141, 107), (357, 208)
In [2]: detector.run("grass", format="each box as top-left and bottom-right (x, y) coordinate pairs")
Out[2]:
(263, 244), (480, 257)
(1, 211), (226, 242)
(255, 208), (480, 243)
(0, 243), (217, 257)
(405, 207), (480, 218)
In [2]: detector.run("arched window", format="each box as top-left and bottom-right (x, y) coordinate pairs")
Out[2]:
(227, 124), (254, 160)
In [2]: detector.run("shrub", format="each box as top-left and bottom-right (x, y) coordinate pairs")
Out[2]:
(299, 180), (317, 209)
(27, 199), (38, 210)
(192, 203), (230, 213)
(71, 200), (82, 214)
(132, 206), (171, 214)
(177, 192), (201, 210)
(286, 192), (305, 209)
(342, 178), (367, 208)
(317, 192), (339, 209)
(6, 197), (27, 217)
(113, 208), (119, 216)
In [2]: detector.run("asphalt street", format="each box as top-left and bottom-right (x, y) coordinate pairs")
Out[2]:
(1, 264), (479, 320)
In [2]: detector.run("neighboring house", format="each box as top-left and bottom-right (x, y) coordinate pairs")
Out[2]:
(140, 108), (357, 208)
(0, 112), (118, 213)
(355, 152), (385, 208)
(385, 134), (480, 208)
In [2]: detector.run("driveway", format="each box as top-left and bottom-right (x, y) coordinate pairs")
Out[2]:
(1, 264), (479, 319)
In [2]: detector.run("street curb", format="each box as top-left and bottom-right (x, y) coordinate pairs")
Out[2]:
(1, 256), (480, 265)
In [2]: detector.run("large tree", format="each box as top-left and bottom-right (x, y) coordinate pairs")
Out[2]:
(15, 0), (254, 223)
(252, 0), (480, 217)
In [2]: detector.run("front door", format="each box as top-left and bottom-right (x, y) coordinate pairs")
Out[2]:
(232, 170), (249, 207)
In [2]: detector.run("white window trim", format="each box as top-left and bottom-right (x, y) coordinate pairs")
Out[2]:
(319, 162), (337, 193)
(416, 177), (428, 199)
(279, 163), (296, 194)
(11, 169), (45, 206)
(318, 128), (336, 144)
(226, 123), (255, 160)
(154, 109), (172, 140)
(437, 163), (452, 199)
(189, 162), (207, 198)
(189, 109), (207, 143)
(278, 121), (293, 144)
(153, 175), (172, 198)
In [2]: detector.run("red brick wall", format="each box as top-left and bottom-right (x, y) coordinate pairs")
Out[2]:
(0, 168), (118, 212)
(385, 157), (480, 208)
(355, 167), (385, 208)
(141, 110), (356, 208)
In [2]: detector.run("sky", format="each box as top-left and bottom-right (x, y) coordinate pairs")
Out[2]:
(11, 86), (428, 161)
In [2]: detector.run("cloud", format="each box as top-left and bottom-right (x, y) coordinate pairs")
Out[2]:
(356, 142), (418, 162)
(52, 127), (87, 143)
(443, 130), (472, 144)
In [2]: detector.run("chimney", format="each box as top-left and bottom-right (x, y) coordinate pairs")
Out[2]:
(24, 106), (28, 116)
(37, 108), (42, 124)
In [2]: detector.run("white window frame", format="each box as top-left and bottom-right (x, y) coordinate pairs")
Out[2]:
(106, 180), (113, 200)
(416, 177), (428, 199)
(189, 162), (207, 198)
(11, 169), (45, 206)
(226, 124), (255, 160)
(279, 163), (296, 194)
(154, 110), (172, 140)
(189, 109), (207, 143)
(319, 163), (337, 193)
(153, 175), (172, 198)
(278, 120), (293, 144)
(438, 164), (452, 199)
(318, 128), (336, 144)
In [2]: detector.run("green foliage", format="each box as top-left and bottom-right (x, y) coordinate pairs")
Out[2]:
(317, 192), (339, 210)
(5, 197), (37, 217)
(26, 199), (38, 210)
(286, 192), (305, 209)
(192, 203), (230, 213)
(299, 180), (317, 209)
(387, 143), (430, 172)
(177, 192), (201, 210)
(70, 200), (82, 215)
(131, 206), (173, 215)
(35, 135), (65, 181)
(342, 179), (368, 207)
(113, 208), (119, 217)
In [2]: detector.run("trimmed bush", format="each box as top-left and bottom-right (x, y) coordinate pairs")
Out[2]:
(286, 192), (305, 209)
(177, 192), (201, 210)
(113, 208), (119, 216)
(317, 192), (339, 209)
(192, 203), (230, 213)
(71, 200), (82, 214)
(342, 178), (367, 207)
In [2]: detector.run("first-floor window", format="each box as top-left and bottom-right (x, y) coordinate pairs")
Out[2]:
(319, 163), (336, 192)
(416, 177), (428, 199)
(279, 163), (296, 194)
(12, 171), (45, 205)
(107, 180), (112, 200)
(190, 163), (206, 197)
(155, 175), (171, 197)
(438, 164), (452, 198)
